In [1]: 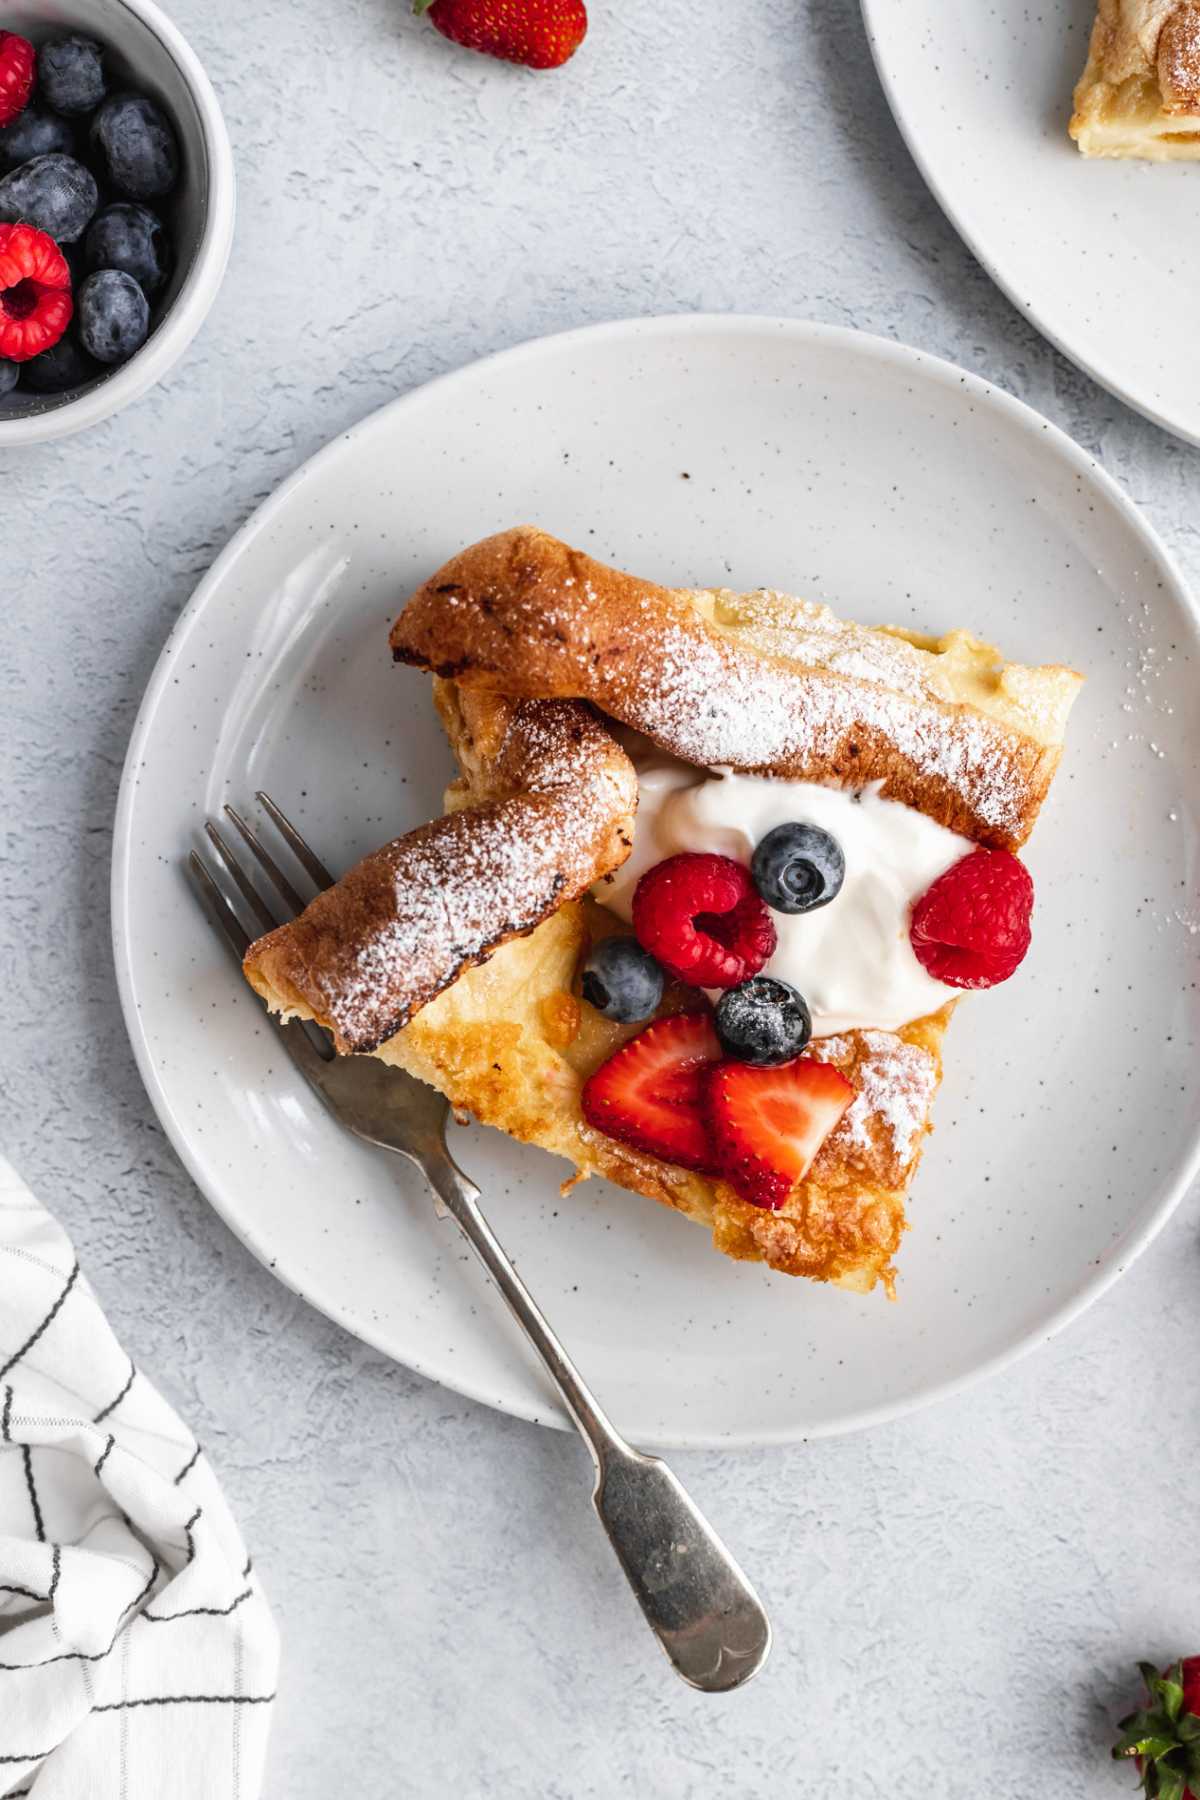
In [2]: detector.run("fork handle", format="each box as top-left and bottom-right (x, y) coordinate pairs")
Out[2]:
(423, 1158), (771, 1693)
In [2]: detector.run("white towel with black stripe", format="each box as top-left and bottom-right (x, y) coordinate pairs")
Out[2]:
(0, 1155), (278, 1797)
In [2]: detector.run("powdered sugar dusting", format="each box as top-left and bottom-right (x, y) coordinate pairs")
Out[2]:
(1159, 3), (1200, 109)
(395, 547), (1061, 851)
(816, 1030), (940, 1172)
(631, 600), (1030, 842)
(289, 700), (634, 1052)
(331, 801), (568, 1043)
(710, 588), (943, 701)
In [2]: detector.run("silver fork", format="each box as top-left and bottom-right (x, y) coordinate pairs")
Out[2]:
(189, 792), (772, 1693)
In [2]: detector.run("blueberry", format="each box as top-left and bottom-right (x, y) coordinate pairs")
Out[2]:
(90, 94), (179, 200)
(77, 268), (149, 365)
(0, 358), (18, 396)
(715, 977), (812, 1066)
(21, 328), (97, 392)
(0, 153), (98, 242)
(84, 202), (169, 295)
(0, 103), (75, 174)
(37, 35), (106, 116)
(751, 823), (846, 914)
(581, 936), (664, 1023)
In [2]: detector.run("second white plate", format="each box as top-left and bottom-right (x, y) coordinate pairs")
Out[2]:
(113, 315), (1200, 1445)
(863, 0), (1200, 445)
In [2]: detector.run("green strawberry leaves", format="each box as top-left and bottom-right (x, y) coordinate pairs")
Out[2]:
(1114, 1663), (1200, 1799)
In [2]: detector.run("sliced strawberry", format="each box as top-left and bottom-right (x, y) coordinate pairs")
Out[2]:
(581, 1012), (721, 1174)
(707, 1058), (855, 1210)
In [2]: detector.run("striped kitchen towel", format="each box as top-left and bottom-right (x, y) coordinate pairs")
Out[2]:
(0, 1155), (278, 1797)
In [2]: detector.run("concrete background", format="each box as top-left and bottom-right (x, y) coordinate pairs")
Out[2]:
(3, 0), (1199, 1792)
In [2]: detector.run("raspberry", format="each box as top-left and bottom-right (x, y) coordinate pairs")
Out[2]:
(0, 33), (34, 130)
(633, 853), (777, 989)
(910, 848), (1033, 989)
(0, 222), (73, 362)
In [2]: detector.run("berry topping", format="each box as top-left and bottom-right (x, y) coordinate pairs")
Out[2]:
(632, 853), (777, 989)
(580, 935), (664, 1024)
(0, 28), (179, 400)
(0, 222), (72, 363)
(706, 1057), (855, 1210)
(714, 976), (812, 1067)
(90, 93), (179, 199)
(751, 821), (845, 914)
(581, 1012), (721, 1174)
(415, 0), (587, 68)
(38, 35), (107, 116)
(910, 847), (1033, 990)
(78, 267), (149, 365)
(0, 151), (98, 243)
(20, 326), (95, 391)
(1113, 1658), (1200, 1800)
(84, 201), (169, 294)
(0, 102), (76, 174)
(0, 32), (34, 130)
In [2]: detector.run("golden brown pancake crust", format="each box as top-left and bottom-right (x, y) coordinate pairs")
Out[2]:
(244, 691), (636, 1053)
(390, 527), (1072, 852)
(1071, 0), (1200, 156)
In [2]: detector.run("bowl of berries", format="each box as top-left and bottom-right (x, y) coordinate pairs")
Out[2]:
(0, 0), (233, 443)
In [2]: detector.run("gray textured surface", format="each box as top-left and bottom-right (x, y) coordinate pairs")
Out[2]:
(3, 0), (1199, 1793)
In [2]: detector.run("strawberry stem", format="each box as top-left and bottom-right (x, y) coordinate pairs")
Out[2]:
(1113, 1662), (1200, 1799)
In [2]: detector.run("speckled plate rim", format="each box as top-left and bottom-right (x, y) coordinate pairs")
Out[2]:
(111, 313), (1200, 1446)
(859, 0), (1200, 451)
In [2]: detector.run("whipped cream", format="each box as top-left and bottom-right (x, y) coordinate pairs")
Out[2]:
(600, 758), (974, 1037)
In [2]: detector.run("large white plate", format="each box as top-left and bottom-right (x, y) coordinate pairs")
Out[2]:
(862, 0), (1200, 446)
(112, 316), (1200, 1446)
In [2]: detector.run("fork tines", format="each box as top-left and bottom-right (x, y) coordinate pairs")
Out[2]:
(188, 793), (337, 1057)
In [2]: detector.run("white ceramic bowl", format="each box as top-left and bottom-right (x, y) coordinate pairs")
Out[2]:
(0, 0), (234, 445)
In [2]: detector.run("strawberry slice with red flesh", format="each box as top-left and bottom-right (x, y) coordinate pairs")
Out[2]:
(581, 1012), (722, 1175)
(707, 1058), (855, 1210)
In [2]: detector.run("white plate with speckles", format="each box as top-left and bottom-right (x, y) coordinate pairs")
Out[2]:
(112, 315), (1200, 1446)
(862, 0), (1200, 446)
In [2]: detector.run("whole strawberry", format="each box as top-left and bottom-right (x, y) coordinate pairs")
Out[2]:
(0, 31), (35, 128)
(414, 0), (587, 68)
(1113, 1658), (1200, 1799)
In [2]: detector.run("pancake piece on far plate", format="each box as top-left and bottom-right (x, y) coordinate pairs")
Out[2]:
(1071, 0), (1200, 158)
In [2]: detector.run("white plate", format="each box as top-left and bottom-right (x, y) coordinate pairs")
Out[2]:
(862, 0), (1200, 446)
(112, 315), (1200, 1446)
